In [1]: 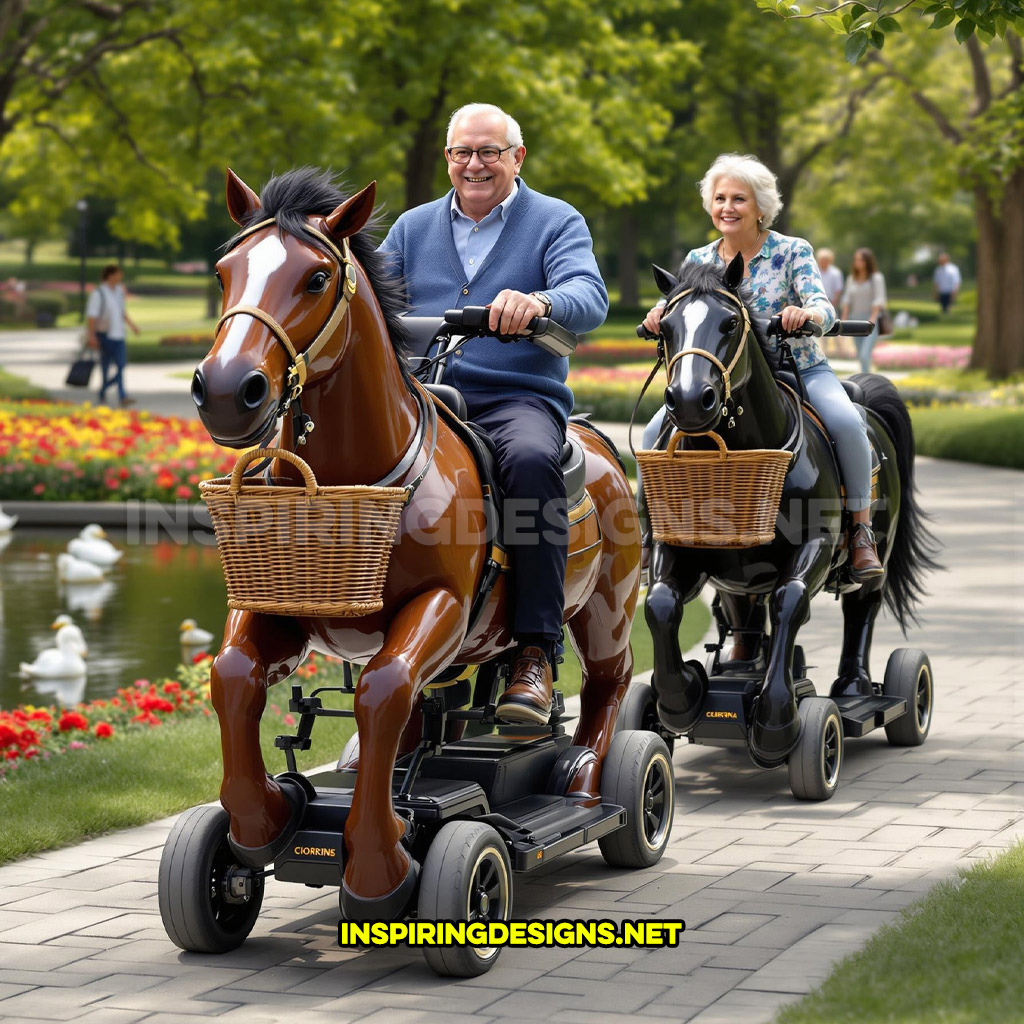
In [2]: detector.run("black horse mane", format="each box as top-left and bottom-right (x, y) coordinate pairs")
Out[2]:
(668, 260), (769, 354)
(225, 167), (411, 367)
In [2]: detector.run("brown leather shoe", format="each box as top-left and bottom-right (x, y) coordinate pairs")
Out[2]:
(849, 522), (884, 581)
(496, 646), (553, 725)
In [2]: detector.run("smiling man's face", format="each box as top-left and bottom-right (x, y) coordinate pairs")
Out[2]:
(445, 110), (525, 223)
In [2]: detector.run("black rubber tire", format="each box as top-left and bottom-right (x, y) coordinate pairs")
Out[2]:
(417, 821), (513, 978)
(883, 648), (933, 746)
(158, 805), (264, 953)
(617, 682), (676, 754)
(598, 730), (675, 869)
(788, 697), (843, 802)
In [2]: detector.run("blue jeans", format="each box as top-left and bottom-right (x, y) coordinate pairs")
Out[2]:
(854, 323), (879, 375)
(97, 332), (126, 404)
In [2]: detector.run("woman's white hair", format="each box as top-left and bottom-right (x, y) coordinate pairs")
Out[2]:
(446, 103), (524, 149)
(699, 153), (783, 229)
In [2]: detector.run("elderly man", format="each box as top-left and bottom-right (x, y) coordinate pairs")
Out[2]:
(815, 247), (844, 308)
(380, 102), (608, 724)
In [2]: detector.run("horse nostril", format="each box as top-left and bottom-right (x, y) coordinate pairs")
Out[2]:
(236, 370), (270, 412)
(191, 369), (207, 409)
(701, 386), (718, 412)
(663, 388), (676, 413)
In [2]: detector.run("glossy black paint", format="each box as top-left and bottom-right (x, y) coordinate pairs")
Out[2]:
(645, 274), (903, 766)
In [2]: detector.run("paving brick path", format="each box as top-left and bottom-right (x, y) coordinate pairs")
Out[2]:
(1, 335), (1021, 1022)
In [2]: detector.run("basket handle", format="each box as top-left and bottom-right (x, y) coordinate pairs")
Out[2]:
(229, 447), (318, 496)
(665, 430), (728, 459)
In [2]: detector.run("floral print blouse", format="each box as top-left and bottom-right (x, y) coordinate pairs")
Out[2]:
(685, 231), (837, 370)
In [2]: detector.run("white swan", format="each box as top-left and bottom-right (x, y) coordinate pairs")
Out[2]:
(19, 623), (88, 678)
(67, 524), (122, 567)
(57, 552), (106, 584)
(0, 506), (17, 532)
(179, 618), (215, 646)
(49, 614), (88, 655)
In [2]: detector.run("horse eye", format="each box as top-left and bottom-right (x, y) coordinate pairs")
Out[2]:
(720, 316), (738, 334)
(214, 272), (224, 293)
(307, 270), (330, 294)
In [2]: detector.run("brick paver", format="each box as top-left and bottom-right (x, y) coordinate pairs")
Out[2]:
(0, 428), (1021, 1021)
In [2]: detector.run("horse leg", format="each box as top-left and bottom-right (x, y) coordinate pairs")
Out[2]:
(210, 610), (307, 862)
(341, 588), (464, 921)
(645, 542), (708, 733)
(750, 538), (834, 765)
(563, 548), (642, 800)
(830, 581), (885, 698)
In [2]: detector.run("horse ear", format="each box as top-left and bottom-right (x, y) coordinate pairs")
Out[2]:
(325, 181), (377, 240)
(225, 168), (261, 227)
(652, 264), (678, 296)
(724, 251), (744, 291)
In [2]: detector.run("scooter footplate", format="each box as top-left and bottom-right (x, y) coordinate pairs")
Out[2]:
(834, 695), (906, 738)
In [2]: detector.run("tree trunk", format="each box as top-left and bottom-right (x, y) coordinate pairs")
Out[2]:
(404, 117), (441, 211)
(618, 208), (639, 307)
(24, 239), (34, 266)
(970, 168), (1024, 378)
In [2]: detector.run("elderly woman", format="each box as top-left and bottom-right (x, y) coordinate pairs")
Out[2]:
(641, 153), (882, 581)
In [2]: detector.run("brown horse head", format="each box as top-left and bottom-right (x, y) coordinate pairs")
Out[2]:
(192, 168), (384, 447)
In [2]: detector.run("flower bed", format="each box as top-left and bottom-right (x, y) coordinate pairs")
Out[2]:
(575, 338), (659, 366)
(0, 400), (237, 501)
(0, 652), (347, 780)
(872, 343), (972, 371)
(568, 363), (664, 424)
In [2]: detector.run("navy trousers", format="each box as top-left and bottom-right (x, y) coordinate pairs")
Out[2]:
(464, 392), (568, 643)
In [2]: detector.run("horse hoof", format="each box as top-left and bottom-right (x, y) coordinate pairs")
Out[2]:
(653, 660), (708, 733)
(340, 858), (419, 923)
(748, 713), (802, 767)
(829, 676), (874, 700)
(227, 776), (308, 869)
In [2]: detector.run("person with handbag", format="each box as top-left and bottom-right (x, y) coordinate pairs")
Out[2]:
(86, 264), (140, 407)
(840, 247), (887, 374)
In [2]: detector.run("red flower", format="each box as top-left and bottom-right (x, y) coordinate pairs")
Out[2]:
(94, 722), (114, 738)
(162, 681), (181, 694)
(0, 724), (19, 749)
(175, 485), (192, 499)
(4, 750), (19, 761)
(192, 652), (212, 664)
(58, 712), (89, 732)
(156, 469), (176, 489)
(32, 483), (45, 495)
(24, 748), (40, 759)
(18, 728), (39, 747)
(28, 710), (52, 722)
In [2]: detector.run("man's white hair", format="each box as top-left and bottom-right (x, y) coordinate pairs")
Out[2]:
(699, 153), (783, 229)
(446, 103), (524, 149)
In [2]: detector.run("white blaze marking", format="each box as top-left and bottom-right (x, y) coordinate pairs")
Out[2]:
(676, 298), (709, 390)
(215, 233), (288, 367)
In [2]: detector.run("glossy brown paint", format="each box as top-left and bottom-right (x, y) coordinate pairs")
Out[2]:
(198, 174), (641, 905)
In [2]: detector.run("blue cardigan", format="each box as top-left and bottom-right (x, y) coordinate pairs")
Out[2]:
(380, 179), (608, 423)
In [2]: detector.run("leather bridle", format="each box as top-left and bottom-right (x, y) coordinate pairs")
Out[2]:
(660, 286), (751, 407)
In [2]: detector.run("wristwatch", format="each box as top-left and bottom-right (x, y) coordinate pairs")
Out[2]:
(531, 292), (553, 317)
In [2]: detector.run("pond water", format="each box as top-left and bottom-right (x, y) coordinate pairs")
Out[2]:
(0, 528), (228, 711)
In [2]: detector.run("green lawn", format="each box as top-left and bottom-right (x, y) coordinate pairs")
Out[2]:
(0, 600), (710, 865)
(0, 367), (48, 400)
(776, 842), (1024, 1024)
(911, 405), (1024, 470)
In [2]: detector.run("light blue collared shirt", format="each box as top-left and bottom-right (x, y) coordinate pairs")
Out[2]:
(450, 179), (520, 281)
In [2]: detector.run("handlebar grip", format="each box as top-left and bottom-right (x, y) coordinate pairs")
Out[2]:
(836, 320), (875, 337)
(636, 324), (658, 340)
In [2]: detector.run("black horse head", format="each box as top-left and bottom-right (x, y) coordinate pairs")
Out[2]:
(653, 252), (754, 435)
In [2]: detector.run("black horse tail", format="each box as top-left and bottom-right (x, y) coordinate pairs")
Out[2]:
(851, 373), (942, 634)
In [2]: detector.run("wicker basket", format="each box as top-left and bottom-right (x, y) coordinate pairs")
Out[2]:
(637, 431), (792, 548)
(200, 448), (409, 616)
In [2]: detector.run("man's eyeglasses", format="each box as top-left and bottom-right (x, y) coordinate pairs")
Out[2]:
(446, 144), (515, 165)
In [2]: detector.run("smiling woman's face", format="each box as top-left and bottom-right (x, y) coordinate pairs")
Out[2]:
(710, 176), (762, 240)
(445, 111), (525, 222)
